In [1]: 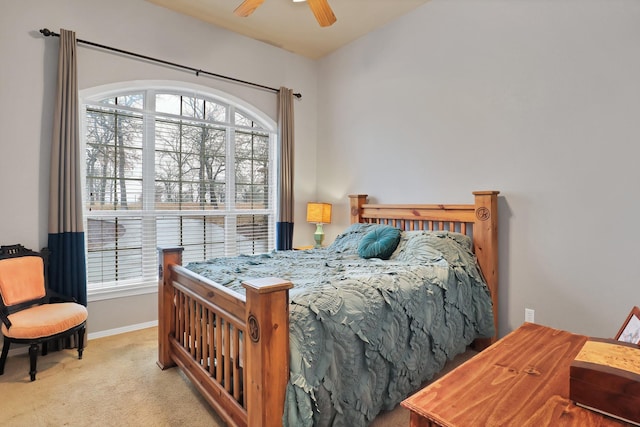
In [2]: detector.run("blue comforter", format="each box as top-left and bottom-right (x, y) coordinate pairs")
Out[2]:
(186, 224), (495, 426)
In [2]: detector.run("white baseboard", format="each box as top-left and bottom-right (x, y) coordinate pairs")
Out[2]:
(6, 320), (158, 357)
(87, 320), (158, 340)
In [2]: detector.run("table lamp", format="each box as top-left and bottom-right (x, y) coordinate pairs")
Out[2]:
(306, 202), (332, 248)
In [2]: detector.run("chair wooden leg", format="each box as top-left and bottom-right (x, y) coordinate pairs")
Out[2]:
(28, 343), (39, 381)
(0, 337), (10, 375)
(77, 327), (85, 359)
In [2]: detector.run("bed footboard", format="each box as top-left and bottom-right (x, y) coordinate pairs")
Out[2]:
(157, 247), (293, 427)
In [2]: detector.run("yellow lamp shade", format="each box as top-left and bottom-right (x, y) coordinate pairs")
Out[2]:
(306, 202), (332, 224)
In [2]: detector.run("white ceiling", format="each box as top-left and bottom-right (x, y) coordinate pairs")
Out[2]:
(145, 0), (431, 59)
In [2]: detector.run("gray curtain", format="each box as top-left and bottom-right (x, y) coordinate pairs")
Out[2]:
(47, 29), (87, 306)
(276, 87), (294, 250)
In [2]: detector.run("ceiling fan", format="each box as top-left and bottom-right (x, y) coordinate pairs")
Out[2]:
(234, 0), (337, 27)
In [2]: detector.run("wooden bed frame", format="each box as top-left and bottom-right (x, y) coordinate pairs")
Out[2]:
(157, 190), (499, 427)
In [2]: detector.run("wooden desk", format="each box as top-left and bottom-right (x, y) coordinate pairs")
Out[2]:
(401, 323), (631, 426)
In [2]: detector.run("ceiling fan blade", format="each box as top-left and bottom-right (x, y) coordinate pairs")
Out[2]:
(234, 0), (265, 17)
(307, 0), (337, 27)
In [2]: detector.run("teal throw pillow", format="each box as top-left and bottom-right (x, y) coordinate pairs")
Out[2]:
(357, 226), (401, 260)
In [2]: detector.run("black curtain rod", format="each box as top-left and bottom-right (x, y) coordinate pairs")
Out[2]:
(39, 28), (302, 99)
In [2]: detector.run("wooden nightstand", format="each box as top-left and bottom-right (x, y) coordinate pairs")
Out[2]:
(401, 323), (628, 426)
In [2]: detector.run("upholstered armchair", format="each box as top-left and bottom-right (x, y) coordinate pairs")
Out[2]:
(0, 244), (87, 381)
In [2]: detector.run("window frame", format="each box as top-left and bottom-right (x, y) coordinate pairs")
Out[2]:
(80, 81), (278, 302)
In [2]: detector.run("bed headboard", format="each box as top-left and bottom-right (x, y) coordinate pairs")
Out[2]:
(349, 191), (499, 345)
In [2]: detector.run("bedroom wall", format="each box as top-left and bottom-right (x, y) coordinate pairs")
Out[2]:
(0, 0), (318, 335)
(317, 0), (640, 339)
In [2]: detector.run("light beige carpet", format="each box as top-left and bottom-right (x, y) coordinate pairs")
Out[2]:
(0, 327), (224, 427)
(0, 327), (475, 426)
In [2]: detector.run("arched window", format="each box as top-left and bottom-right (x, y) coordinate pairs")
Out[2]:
(81, 82), (277, 297)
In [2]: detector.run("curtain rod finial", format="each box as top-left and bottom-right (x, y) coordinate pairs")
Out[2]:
(40, 28), (53, 37)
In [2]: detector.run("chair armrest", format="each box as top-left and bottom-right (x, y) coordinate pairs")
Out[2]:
(0, 309), (11, 329)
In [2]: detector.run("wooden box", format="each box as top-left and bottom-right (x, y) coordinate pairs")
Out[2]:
(570, 338), (640, 425)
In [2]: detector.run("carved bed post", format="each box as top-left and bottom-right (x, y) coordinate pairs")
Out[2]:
(242, 277), (293, 427)
(157, 246), (183, 370)
(349, 194), (368, 224)
(471, 191), (499, 348)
